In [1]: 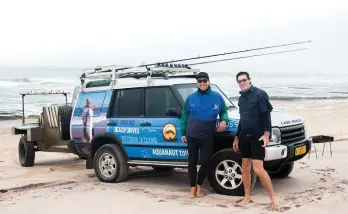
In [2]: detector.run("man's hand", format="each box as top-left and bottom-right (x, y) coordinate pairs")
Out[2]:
(258, 132), (270, 147)
(182, 136), (187, 144)
(233, 137), (239, 151)
(217, 121), (226, 132)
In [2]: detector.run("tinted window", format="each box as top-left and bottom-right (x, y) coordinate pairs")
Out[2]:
(112, 88), (142, 117)
(73, 91), (106, 117)
(145, 87), (180, 117)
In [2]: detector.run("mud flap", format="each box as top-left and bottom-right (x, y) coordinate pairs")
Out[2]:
(86, 155), (93, 169)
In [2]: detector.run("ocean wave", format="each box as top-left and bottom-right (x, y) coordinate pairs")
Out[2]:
(0, 102), (70, 121)
(0, 77), (77, 85)
(0, 114), (38, 121)
(228, 95), (348, 101)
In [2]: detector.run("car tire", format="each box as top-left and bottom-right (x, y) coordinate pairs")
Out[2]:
(18, 136), (35, 167)
(269, 161), (294, 179)
(58, 105), (72, 141)
(93, 144), (129, 183)
(207, 149), (257, 196)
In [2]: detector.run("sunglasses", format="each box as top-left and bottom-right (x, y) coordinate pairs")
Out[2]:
(197, 79), (208, 83)
(237, 78), (248, 84)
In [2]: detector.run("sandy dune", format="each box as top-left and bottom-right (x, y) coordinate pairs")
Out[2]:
(1, 100), (348, 213)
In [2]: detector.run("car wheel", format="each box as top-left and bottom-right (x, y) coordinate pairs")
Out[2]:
(269, 161), (294, 179)
(207, 149), (257, 196)
(93, 144), (129, 183)
(18, 136), (35, 167)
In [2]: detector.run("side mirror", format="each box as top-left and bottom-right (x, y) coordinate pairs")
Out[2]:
(165, 108), (182, 118)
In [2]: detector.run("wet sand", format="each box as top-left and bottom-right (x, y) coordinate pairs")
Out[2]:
(1, 100), (348, 213)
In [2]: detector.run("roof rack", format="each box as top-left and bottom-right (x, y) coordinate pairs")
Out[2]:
(20, 90), (70, 96)
(79, 64), (200, 90)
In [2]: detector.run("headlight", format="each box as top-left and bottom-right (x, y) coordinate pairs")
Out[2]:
(304, 122), (311, 139)
(269, 127), (281, 146)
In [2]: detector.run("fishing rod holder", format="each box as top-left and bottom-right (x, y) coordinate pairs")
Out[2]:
(78, 40), (311, 89)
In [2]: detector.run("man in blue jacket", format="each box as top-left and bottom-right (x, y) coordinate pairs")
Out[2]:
(180, 72), (229, 199)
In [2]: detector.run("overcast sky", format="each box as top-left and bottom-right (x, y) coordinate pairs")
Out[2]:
(0, 0), (347, 74)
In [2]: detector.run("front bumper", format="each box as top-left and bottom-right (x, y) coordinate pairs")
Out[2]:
(264, 137), (312, 168)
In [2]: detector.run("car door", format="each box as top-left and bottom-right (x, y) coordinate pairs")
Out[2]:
(141, 86), (188, 161)
(106, 87), (146, 159)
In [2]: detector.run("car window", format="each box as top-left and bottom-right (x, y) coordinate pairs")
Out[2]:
(73, 91), (106, 117)
(111, 88), (142, 117)
(145, 87), (180, 117)
(71, 87), (80, 108)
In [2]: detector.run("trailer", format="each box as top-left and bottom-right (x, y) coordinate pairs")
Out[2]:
(10, 90), (73, 167)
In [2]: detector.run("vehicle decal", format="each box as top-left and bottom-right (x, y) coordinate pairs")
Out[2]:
(124, 146), (189, 160)
(70, 90), (239, 160)
(107, 117), (238, 159)
(71, 90), (112, 143)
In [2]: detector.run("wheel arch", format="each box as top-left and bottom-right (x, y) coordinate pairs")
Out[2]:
(213, 132), (235, 154)
(211, 147), (242, 160)
(90, 133), (127, 159)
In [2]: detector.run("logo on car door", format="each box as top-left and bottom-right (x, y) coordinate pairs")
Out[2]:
(162, 123), (177, 142)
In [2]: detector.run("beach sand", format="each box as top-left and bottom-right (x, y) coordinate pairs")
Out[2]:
(1, 100), (348, 213)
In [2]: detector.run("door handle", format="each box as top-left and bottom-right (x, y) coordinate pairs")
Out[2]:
(140, 122), (151, 126)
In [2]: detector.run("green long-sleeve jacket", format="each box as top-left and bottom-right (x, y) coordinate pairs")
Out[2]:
(180, 87), (229, 137)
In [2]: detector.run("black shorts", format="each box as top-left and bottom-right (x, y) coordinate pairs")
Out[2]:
(239, 134), (265, 160)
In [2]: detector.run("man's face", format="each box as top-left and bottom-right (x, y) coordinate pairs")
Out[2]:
(86, 99), (91, 107)
(197, 78), (209, 90)
(237, 74), (250, 91)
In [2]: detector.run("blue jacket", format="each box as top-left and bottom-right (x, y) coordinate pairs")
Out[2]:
(180, 86), (229, 138)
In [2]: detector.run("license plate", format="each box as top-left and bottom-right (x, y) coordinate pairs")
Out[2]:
(295, 145), (306, 156)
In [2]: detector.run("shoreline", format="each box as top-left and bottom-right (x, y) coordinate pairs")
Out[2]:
(1, 99), (348, 141)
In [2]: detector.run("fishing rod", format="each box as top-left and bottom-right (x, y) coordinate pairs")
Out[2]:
(188, 48), (307, 66)
(110, 40), (311, 71)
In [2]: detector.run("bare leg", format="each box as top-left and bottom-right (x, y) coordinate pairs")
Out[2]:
(252, 160), (280, 209)
(236, 158), (252, 205)
(196, 184), (204, 198)
(188, 186), (196, 199)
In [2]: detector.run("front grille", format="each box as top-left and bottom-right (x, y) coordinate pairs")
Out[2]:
(280, 124), (306, 144)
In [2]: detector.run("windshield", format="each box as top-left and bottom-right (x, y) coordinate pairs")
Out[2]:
(174, 83), (237, 109)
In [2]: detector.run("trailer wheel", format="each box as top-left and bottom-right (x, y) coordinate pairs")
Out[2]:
(18, 136), (35, 167)
(58, 105), (72, 141)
